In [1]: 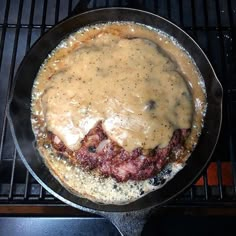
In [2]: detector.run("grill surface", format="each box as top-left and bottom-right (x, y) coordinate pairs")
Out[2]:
(0, 0), (236, 213)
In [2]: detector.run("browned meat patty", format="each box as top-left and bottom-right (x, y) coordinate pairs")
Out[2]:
(48, 122), (190, 182)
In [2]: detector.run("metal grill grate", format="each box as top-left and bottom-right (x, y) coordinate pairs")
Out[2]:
(0, 0), (236, 209)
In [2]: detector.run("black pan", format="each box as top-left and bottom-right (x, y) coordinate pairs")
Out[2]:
(7, 8), (223, 236)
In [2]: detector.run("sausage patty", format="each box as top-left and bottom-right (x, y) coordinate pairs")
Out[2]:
(48, 122), (190, 182)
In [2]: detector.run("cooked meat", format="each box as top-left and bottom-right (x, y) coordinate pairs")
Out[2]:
(49, 122), (190, 182)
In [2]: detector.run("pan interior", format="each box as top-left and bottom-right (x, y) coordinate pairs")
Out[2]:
(8, 8), (222, 212)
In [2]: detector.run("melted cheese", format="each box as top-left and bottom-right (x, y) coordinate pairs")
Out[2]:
(41, 34), (193, 151)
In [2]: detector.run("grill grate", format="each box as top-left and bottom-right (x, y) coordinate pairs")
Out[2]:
(0, 0), (236, 209)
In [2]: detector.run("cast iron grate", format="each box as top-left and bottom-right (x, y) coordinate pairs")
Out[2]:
(0, 0), (236, 207)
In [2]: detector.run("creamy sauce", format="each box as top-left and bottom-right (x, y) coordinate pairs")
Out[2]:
(31, 22), (206, 204)
(41, 34), (192, 151)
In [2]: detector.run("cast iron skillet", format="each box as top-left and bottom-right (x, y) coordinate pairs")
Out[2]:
(7, 8), (222, 236)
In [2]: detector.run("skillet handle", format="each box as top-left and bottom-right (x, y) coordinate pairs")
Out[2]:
(101, 207), (152, 236)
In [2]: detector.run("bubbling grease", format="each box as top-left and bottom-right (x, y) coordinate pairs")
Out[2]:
(31, 22), (206, 204)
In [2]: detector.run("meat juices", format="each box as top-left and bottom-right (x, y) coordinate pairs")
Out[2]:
(31, 22), (206, 204)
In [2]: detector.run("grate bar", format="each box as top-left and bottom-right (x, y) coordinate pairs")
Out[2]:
(214, 1), (229, 82)
(55, 0), (60, 24)
(167, 0), (171, 19)
(24, 170), (29, 199)
(227, 0), (236, 46)
(25, 0), (35, 52)
(191, 0), (197, 35)
(39, 185), (44, 199)
(8, 150), (17, 199)
(203, 0), (209, 28)
(153, 0), (158, 13)
(203, 0), (210, 54)
(203, 172), (209, 200)
(70, 0), (91, 15)
(178, 0), (184, 27)
(189, 187), (194, 200)
(216, 160), (223, 199)
(93, 0), (96, 8)
(41, 0), (48, 35)
(68, 0), (73, 15)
